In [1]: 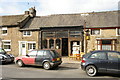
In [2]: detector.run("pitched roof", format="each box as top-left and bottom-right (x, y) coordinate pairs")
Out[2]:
(21, 14), (84, 30)
(0, 15), (29, 26)
(21, 10), (120, 30)
(85, 11), (119, 28)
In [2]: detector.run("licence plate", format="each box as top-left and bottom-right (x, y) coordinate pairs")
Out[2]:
(57, 58), (60, 61)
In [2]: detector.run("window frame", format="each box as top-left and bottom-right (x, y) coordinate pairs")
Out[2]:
(91, 29), (100, 35)
(2, 27), (7, 35)
(28, 42), (36, 51)
(97, 39), (116, 50)
(2, 40), (11, 51)
(117, 28), (120, 36)
(23, 31), (32, 36)
(89, 52), (107, 60)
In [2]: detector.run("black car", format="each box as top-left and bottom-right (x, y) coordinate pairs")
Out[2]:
(0, 48), (14, 64)
(15, 50), (62, 70)
(81, 50), (120, 77)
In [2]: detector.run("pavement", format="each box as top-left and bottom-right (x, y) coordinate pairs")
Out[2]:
(60, 57), (81, 69)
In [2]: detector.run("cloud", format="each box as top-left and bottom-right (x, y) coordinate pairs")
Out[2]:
(0, 0), (119, 16)
(37, 0), (119, 16)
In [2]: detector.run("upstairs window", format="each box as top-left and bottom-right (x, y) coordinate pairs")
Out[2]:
(2, 27), (7, 35)
(91, 29), (100, 35)
(23, 31), (31, 36)
(118, 28), (120, 35)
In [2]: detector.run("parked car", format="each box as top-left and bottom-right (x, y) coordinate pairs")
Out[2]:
(81, 50), (120, 77)
(0, 48), (14, 64)
(15, 50), (62, 70)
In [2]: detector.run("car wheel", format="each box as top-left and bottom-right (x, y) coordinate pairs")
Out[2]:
(43, 62), (51, 70)
(86, 65), (97, 77)
(17, 60), (24, 67)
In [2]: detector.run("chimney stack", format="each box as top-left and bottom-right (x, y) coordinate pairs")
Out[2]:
(24, 7), (36, 17)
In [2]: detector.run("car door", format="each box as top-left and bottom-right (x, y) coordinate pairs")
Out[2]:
(107, 51), (119, 73)
(89, 51), (107, 72)
(35, 50), (44, 65)
(23, 50), (37, 65)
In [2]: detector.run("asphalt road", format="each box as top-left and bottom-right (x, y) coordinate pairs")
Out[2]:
(0, 63), (120, 80)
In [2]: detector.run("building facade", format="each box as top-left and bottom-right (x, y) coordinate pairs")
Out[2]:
(0, 8), (120, 57)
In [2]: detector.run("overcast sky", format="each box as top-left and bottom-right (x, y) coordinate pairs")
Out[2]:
(0, 0), (119, 16)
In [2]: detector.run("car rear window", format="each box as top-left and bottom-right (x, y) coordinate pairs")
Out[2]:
(50, 50), (60, 58)
(83, 52), (91, 58)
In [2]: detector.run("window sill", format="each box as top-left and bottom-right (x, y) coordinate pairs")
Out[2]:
(4, 49), (11, 51)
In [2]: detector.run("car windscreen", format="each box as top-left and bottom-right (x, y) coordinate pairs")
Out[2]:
(0, 49), (5, 53)
(0, 49), (6, 54)
(50, 50), (60, 58)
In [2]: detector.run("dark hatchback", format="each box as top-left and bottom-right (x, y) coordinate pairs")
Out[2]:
(15, 50), (62, 70)
(0, 48), (14, 64)
(81, 50), (120, 77)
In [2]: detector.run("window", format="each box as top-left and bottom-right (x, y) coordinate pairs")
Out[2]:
(2, 27), (7, 35)
(90, 52), (106, 60)
(97, 40), (115, 50)
(28, 43), (36, 50)
(102, 40), (112, 50)
(28, 50), (37, 57)
(56, 39), (61, 49)
(42, 39), (47, 49)
(43, 51), (50, 58)
(91, 29), (100, 35)
(23, 31), (31, 36)
(2, 41), (11, 51)
(108, 52), (120, 60)
(49, 39), (54, 49)
(70, 31), (81, 37)
(118, 28), (120, 35)
(37, 50), (44, 57)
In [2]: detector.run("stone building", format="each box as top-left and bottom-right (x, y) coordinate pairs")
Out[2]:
(0, 8), (120, 57)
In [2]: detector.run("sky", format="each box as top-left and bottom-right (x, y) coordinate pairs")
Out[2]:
(0, 0), (119, 16)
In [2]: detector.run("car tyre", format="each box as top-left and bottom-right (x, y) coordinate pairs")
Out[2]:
(17, 60), (24, 67)
(43, 62), (51, 70)
(86, 65), (97, 77)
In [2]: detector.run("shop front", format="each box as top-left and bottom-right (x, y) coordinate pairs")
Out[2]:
(40, 26), (83, 57)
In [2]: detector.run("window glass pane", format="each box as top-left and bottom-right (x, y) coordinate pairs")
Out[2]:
(102, 45), (111, 50)
(2, 30), (7, 34)
(56, 39), (60, 49)
(42, 39), (47, 49)
(56, 31), (68, 38)
(49, 39), (54, 49)
(33, 43), (36, 49)
(37, 51), (44, 57)
(43, 51), (50, 58)
(108, 52), (119, 60)
(91, 29), (100, 35)
(27, 31), (30, 35)
(97, 45), (101, 50)
(43, 32), (55, 38)
(90, 52), (106, 60)
(23, 31), (31, 36)
(23, 31), (26, 35)
(118, 28), (120, 35)
(70, 31), (81, 37)
(3, 42), (11, 49)
(102, 40), (111, 44)
(28, 43), (36, 50)
(28, 51), (37, 57)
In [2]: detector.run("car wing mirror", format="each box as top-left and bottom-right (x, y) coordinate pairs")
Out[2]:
(26, 54), (29, 57)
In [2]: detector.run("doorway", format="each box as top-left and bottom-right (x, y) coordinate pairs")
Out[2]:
(62, 38), (68, 56)
(19, 42), (26, 56)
